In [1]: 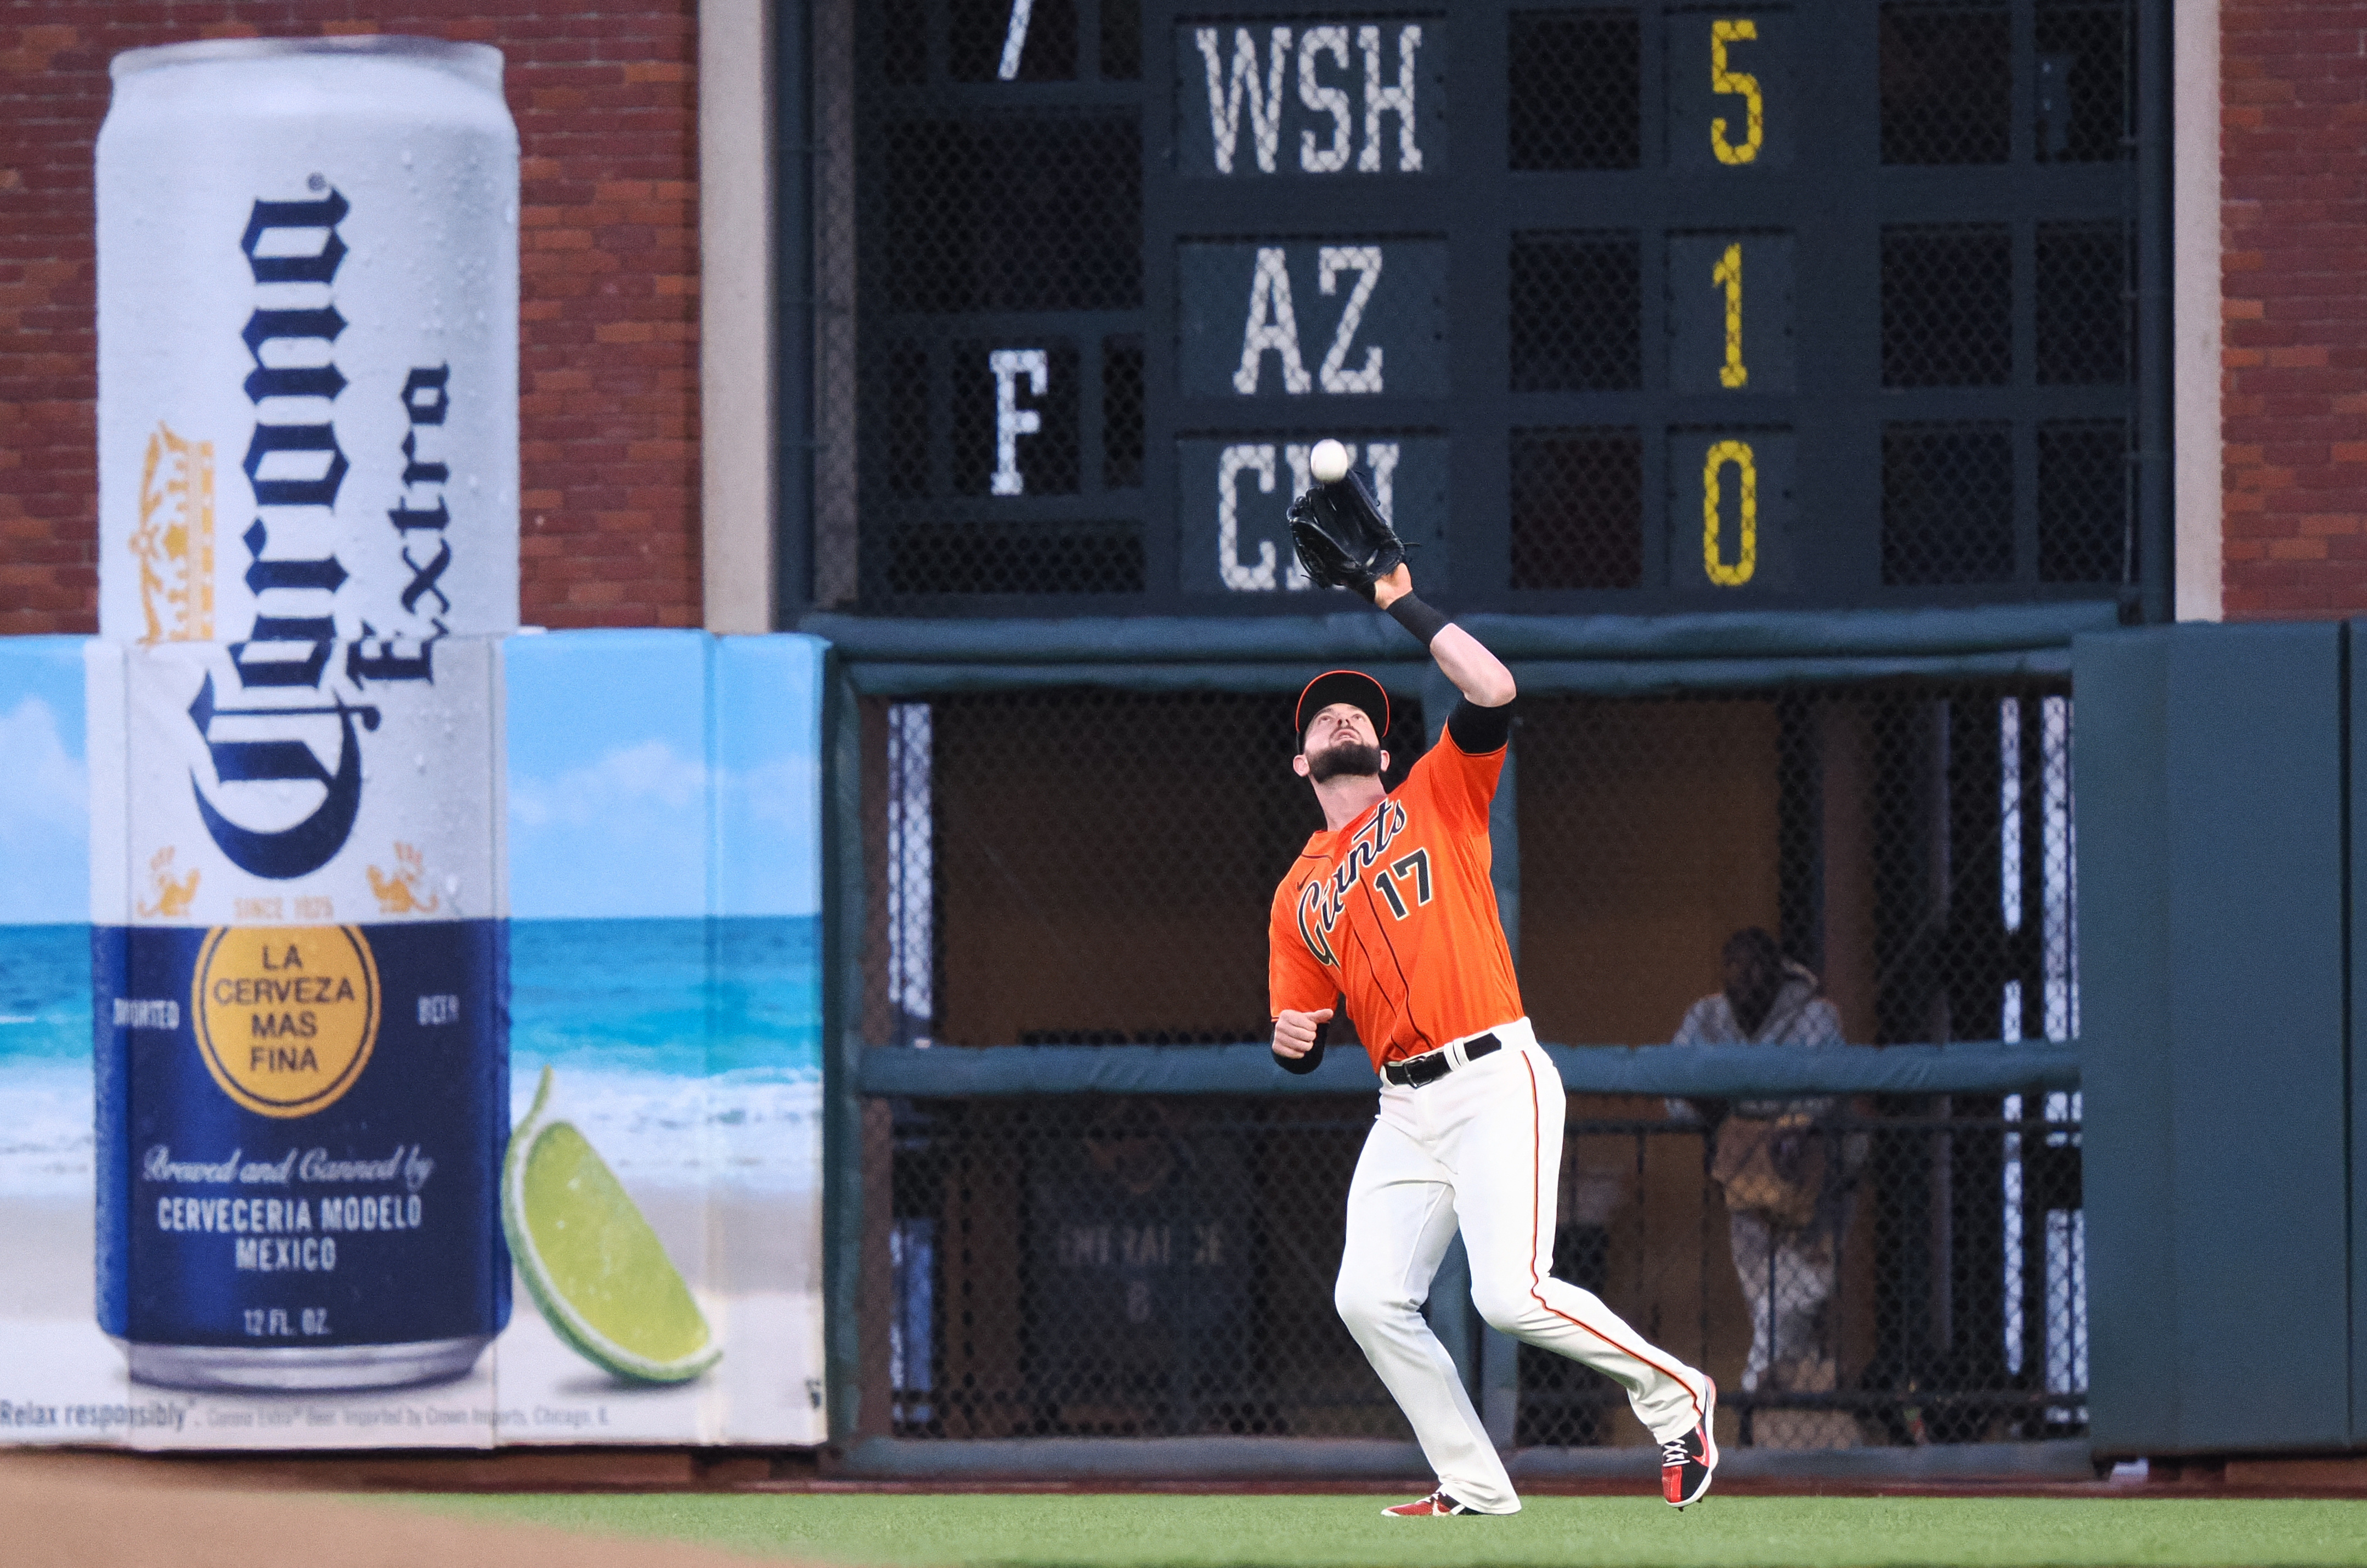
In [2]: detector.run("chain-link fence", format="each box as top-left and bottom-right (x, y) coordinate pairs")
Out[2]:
(1509, 429), (1647, 592)
(865, 681), (2076, 1054)
(874, 1090), (2084, 1449)
(1878, 0), (2134, 170)
(860, 688), (1429, 1049)
(1517, 683), (2075, 1050)
(1507, 9), (1644, 172)
(850, 673), (2083, 1453)
(880, 1095), (1391, 1439)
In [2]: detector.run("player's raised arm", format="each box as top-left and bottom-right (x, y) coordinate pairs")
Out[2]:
(1284, 441), (1513, 709)
(1371, 564), (1514, 708)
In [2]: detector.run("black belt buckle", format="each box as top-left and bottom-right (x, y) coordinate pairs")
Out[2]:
(1396, 1053), (1448, 1088)
(1386, 1032), (1501, 1088)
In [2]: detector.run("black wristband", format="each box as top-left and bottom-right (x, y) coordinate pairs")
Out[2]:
(1385, 591), (1450, 646)
(1274, 1018), (1329, 1075)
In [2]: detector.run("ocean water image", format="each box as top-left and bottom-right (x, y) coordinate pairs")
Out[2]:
(0, 925), (92, 1203)
(0, 916), (822, 1204)
(507, 916), (822, 1193)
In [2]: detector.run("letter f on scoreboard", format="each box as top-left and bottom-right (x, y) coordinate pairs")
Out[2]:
(989, 348), (1048, 496)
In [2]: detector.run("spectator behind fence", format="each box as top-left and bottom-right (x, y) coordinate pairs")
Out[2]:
(1668, 929), (1861, 1439)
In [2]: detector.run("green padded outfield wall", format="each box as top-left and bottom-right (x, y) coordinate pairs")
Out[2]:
(2075, 624), (2350, 1454)
(2352, 622), (2367, 1446)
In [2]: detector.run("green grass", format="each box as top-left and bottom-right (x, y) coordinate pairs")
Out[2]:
(405, 1493), (2367, 1567)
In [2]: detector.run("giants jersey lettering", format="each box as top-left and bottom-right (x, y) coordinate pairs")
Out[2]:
(1268, 729), (1523, 1069)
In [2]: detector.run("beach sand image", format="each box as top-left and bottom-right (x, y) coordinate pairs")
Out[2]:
(0, 1074), (824, 1449)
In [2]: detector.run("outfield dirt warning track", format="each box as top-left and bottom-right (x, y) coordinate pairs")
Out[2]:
(1, 1448), (806, 1568)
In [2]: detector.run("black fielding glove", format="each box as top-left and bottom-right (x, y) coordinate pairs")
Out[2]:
(1289, 472), (1405, 601)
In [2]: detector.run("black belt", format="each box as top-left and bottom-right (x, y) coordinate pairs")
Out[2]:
(1383, 1033), (1501, 1088)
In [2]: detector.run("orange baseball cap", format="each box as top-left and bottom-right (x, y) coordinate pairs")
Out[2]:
(1296, 670), (1391, 748)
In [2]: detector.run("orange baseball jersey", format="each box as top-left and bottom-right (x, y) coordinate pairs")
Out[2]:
(1268, 725), (1524, 1069)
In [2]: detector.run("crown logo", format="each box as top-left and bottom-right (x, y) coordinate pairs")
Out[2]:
(130, 422), (214, 642)
(366, 842), (442, 916)
(137, 847), (200, 920)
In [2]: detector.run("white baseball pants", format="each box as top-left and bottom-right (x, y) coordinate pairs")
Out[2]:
(1334, 1021), (1711, 1514)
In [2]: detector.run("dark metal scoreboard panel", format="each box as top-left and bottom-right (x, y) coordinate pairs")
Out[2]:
(851, 0), (2163, 618)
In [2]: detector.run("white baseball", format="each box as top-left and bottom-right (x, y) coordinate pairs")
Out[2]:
(1309, 438), (1352, 485)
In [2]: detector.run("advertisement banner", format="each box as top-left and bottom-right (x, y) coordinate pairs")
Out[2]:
(0, 630), (827, 1448)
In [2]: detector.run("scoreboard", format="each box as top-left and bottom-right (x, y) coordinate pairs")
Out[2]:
(852, 0), (2161, 616)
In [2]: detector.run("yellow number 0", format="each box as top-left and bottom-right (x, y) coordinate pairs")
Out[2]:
(1713, 242), (1746, 388)
(1703, 440), (1756, 587)
(1711, 20), (1763, 166)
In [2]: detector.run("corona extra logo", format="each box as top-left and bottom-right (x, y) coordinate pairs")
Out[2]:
(366, 842), (441, 915)
(130, 423), (214, 642)
(186, 185), (451, 882)
(188, 188), (369, 881)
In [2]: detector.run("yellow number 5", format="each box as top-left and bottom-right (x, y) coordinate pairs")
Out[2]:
(1703, 440), (1757, 587)
(1711, 20), (1762, 166)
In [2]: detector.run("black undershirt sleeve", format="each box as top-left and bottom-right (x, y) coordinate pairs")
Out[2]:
(1273, 1017), (1330, 1075)
(1446, 695), (1516, 754)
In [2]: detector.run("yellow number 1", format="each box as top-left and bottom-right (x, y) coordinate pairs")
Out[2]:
(1703, 439), (1757, 587)
(1711, 20), (1763, 166)
(1713, 242), (1746, 388)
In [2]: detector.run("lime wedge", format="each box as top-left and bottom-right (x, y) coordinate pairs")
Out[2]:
(501, 1066), (721, 1383)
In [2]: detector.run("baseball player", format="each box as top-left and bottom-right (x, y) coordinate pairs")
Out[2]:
(1272, 463), (1718, 1515)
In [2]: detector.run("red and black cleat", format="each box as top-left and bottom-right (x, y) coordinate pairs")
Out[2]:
(1381, 1490), (1476, 1518)
(1660, 1377), (1720, 1509)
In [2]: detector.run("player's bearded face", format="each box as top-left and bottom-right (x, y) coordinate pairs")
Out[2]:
(1306, 737), (1385, 783)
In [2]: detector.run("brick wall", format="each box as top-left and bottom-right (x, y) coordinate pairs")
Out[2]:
(0, 4), (701, 635)
(2221, 3), (2367, 619)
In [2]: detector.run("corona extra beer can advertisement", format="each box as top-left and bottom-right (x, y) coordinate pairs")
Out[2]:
(0, 37), (826, 1450)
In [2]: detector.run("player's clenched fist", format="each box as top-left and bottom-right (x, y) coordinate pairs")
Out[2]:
(1272, 1006), (1333, 1059)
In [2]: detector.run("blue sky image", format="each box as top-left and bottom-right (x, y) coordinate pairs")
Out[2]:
(0, 638), (89, 926)
(0, 630), (824, 925)
(506, 630), (824, 920)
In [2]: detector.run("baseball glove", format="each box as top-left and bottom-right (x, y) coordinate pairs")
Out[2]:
(1289, 472), (1405, 600)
